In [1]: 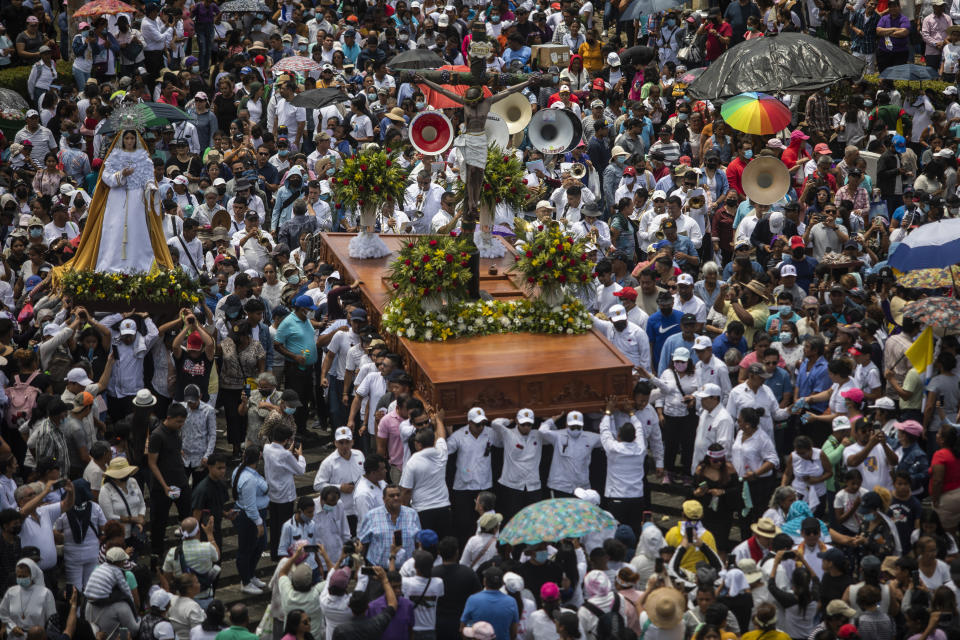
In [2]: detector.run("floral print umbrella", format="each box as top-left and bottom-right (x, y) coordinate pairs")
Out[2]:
(902, 297), (960, 329)
(499, 498), (618, 546)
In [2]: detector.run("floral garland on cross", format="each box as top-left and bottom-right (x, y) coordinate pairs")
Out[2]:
(385, 234), (475, 312)
(329, 146), (410, 259)
(60, 268), (199, 306)
(510, 224), (595, 306)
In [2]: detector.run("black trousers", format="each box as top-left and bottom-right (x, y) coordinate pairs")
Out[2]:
(417, 506), (452, 539)
(498, 485), (542, 525)
(663, 414), (698, 474)
(603, 496), (645, 537)
(150, 483), (193, 557)
(268, 500), (294, 561)
(452, 489), (484, 547)
(877, 48), (909, 72)
(284, 361), (314, 434)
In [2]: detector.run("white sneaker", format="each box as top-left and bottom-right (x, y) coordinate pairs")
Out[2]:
(241, 583), (263, 595)
(250, 577), (267, 589)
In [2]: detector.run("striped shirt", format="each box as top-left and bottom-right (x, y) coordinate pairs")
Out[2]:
(84, 563), (133, 602)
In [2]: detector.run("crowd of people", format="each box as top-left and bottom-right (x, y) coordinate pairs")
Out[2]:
(3, 0), (960, 638)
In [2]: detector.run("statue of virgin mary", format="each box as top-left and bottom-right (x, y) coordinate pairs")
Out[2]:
(59, 128), (174, 275)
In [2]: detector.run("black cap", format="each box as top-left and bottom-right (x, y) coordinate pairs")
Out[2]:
(281, 389), (301, 408)
(858, 491), (883, 513)
(681, 313), (697, 325)
(656, 291), (674, 303)
(800, 517), (821, 534)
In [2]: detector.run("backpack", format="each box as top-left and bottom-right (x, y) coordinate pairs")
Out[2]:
(582, 595), (637, 640)
(5, 371), (39, 428)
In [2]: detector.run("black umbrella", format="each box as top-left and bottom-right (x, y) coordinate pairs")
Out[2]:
(289, 88), (351, 109)
(98, 102), (195, 137)
(618, 45), (657, 69)
(220, 0), (270, 12)
(685, 33), (865, 100)
(387, 48), (445, 70)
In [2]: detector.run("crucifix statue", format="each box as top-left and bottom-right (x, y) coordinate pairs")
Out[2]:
(402, 24), (549, 298)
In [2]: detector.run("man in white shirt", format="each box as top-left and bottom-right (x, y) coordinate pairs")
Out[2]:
(693, 336), (732, 404)
(591, 304), (652, 373)
(404, 171), (445, 233)
(263, 424), (306, 561)
(691, 384), (735, 475)
(353, 454), (388, 524)
(320, 309), (366, 431)
(539, 410), (601, 498)
(168, 217), (204, 279)
(446, 407), (502, 545)
(594, 258), (623, 314)
(844, 419), (898, 492)
(314, 427), (365, 534)
(231, 210), (274, 273)
(726, 363), (780, 439)
(490, 409), (545, 524)
(399, 411), (451, 538)
(673, 273), (707, 327)
(550, 183), (597, 225)
(273, 81), (306, 148)
(599, 398), (647, 534)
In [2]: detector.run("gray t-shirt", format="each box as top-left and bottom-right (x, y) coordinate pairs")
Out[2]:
(807, 222), (847, 260)
(926, 373), (960, 432)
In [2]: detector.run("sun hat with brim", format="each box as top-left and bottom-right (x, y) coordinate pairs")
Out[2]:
(385, 107), (406, 123)
(133, 389), (156, 407)
(104, 457), (138, 479)
(750, 517), (780, 538)
(737, 558), (764, 583)
(645, 587), (686, 629)
(743, 280), (770, 301)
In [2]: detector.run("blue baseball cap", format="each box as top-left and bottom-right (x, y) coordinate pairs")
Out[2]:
(415, 529), (438, 549)
(892, 135), (907, 153)
(293, 295), (316, 310)
(241, 66), (253, 74)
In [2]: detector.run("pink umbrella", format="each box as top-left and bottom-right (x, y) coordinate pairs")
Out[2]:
(272, 56), (322, 75)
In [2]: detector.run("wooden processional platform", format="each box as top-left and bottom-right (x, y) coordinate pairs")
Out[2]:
(320, 233), (634, 422)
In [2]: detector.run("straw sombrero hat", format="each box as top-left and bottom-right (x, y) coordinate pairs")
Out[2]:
(644, 587), (686, 629)
(103, 457), (138, 480)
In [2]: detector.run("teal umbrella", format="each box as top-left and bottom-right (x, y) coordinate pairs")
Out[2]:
(499, 499), (617, 546)
(99, 102), (195, 137)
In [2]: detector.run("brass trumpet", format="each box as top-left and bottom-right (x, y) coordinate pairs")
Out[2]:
(570, 163), (587, 180)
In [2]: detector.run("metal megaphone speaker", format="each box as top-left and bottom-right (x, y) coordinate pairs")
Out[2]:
(409, 111), (454, 156)
(484, 112), (510, 150)
(491, 92), (533, 135)
(570, 162), (586, 180)
(742, 156), (791, 205)
(529, 108), (578, 155)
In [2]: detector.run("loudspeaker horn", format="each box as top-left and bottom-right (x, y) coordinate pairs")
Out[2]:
(742, 156), (791, 205)
(529, 108), (577, 155)
(485, 112), (510, 150)
(560, 109), (584, 154)
(409, 111), (454, 156)
(491, 92), (532, 135)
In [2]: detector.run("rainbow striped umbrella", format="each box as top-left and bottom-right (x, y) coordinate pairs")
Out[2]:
(721, 92), (792, 135)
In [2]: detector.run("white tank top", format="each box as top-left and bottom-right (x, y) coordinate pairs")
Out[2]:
(791, 448), (826, 499)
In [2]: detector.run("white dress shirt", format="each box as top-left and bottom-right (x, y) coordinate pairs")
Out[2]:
(591, 317), (652, 371)
(312, 497), (350, 563)
(446, 425), (501, 491)
(599, 414), (647, 498)
(673, 294), (707, 324)
(491, 422), (544, 491)
(263, 442), (307, 503)
(725, 382), (779, 438)
(538, 420), (601, 494)
(731, 429), (779, 479)
(595, 281), (623, 315)
(691, 405), (735, 474)
(353, 476), (386, 523)
(399, 438), (450, 511)
(650, 212), (704, 248)
(695, 356), (732, 404)
(313, 450), (365, 516)
(142, 16), (173, 50)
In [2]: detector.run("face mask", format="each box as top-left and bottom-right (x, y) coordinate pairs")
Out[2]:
(835, 218), (843, 226)
(17, 577), (30, 588)
(298, 44), (307, 52)
(29, 228), (42, 238)
(674, 360), (687, 372)
(287, 274), (300, 284)
(191, 65), (199, 72)
(678, 113), (688, 121)
(399, 34), (409, 42)
(862, 512), (875, 522)
(824, 87), (831, 95)
(208, 284), (219, 295)
(779, 305), (792, 316)
(367, 93), (377, 101)
(490, 14), (501, 22)
(279, 149), (289, 157)
(321, 503), (335, 512)
(415, 101), (425, 109)
(613, 320), (627, 331)
(620, 105), (627, 114)
(780, 331), (793, 344)
(284, 406), (297, 415)
(667, 18), (676, 25)
(864, 100), (873, 108)
(535, 550), (549, 563)
(743, 149), (753, 159)
(615, 156), (626, 165)
(569, 427), (582, 438)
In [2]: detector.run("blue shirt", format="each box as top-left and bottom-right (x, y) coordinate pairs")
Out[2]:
(763, 367), (792, 402)
(778, 255), (818, 292)
(461, 590), (519, 640)
(658, 333), (697, 375)
(231, 466), (269, 525)
(712, 333), (748, 359)
(357, 505), (421, 568)
(670, 236), (697, 267)
(796, 356), (831, 412)
(275, 313), (317, 367)
(646, 309), (684, 367)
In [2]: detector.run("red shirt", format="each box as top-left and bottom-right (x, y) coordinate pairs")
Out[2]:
(726, 156), (749, 196)
(704, 21), (733, 61)
(931, 448), (960, 495)
(801, 171), (837, 194)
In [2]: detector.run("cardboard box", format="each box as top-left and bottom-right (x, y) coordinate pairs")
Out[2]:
(531, 44), (571, 69)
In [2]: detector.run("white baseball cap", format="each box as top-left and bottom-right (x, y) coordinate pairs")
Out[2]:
(154, 622), (175, 640)
(768, 211), (784, 234)
(694, 383), (722, 398)
(516, 408), (535, 424)
(606, 52), (621, 66)
(609, 304), (627, 322)
(559, 84), (571, 92)
(334, 426), (353, 441)
(536, 200), (555, 210)
(677, 273), (694, 285)
(119, 318), (137, 336)
(693, 335), (712, 350)
(780, 264), (797, 277)
(173, 175), (189, 186)
(869, 397), (896, 410)
(42, 323), (61, 338)
(468, 407), (488, 423)
(213, 177), (226, 186)
(651, 190), (667, 201)
(66, 368), (94, 386)
(566, 410), (584, 427)
(672, 347), (691, 361)
(945, 86), (959, 96)
(573, 487), (601, 505)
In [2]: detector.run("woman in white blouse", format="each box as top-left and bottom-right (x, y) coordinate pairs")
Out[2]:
(461, 512), (502, 570)
(731, 407), (779, 540)
(97, 457), (146, 540)
(646, 347), (699, 482)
